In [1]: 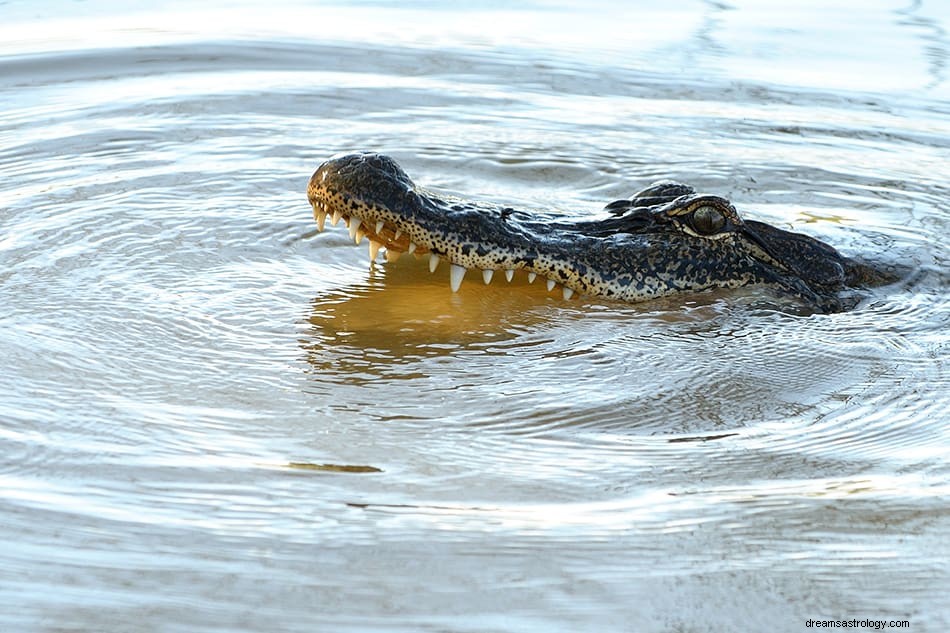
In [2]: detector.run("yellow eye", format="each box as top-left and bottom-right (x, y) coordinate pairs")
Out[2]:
(691, 205), (726, 235)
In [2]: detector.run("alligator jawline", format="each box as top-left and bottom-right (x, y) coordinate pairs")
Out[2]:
(307, 152), (893, 311)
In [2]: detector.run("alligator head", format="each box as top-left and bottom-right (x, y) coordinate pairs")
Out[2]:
(307, 152), (894, 312)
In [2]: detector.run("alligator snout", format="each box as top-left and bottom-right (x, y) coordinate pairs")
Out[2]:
(308, 152), (896, 312)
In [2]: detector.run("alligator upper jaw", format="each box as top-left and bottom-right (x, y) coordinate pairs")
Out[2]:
(306, 152), (595, 298)
(307, 152), (880, 311)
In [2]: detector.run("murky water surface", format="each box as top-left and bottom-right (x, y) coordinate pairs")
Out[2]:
(1, 1), (948, 631)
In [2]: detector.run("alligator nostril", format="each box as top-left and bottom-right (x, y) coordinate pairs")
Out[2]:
(308, 154), (881, 312)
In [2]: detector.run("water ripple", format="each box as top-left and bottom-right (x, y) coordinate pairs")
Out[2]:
(1, 10), (948, 632)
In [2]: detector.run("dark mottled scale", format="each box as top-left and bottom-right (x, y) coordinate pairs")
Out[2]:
(307, 153), (893, 312)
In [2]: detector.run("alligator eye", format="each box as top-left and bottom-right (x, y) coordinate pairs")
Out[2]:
(690, 205), (726, 235)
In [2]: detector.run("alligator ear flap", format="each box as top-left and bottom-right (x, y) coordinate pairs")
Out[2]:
(605, 180), (697, 215)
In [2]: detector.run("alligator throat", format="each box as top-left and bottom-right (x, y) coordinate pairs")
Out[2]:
(307, 152), (893, 312)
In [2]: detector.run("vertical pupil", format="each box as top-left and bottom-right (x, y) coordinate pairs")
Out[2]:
(692, 206), (725, 234)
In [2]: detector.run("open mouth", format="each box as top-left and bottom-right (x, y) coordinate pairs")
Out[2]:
(306, 152), (890, 313)
(308, 189), (566, 294)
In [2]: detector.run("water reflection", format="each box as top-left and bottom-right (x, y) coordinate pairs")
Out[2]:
(298, 245), (938, 444)
(897, 0), (950, 89)
(1, 1), (948, 631)
(300, 262), (561, 381)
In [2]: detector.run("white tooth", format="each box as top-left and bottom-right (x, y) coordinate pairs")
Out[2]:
(355, 228), (365, 245)
(505, 269), (514, 282)
(385, 249), (401, 262)
(408, 242), (417, 254)
(429, 254), (440, 272)
(450, 264), (467, 292)
(482, 269), (494, 284)
(546, 278), (556, 291)
(527, 272), (537, 283)
(562, 286), (574, 300)
(331, 210), (342, 226)
(375, 221), (384, 234)
(394, 229), (402, 240)
(349, 218), (362, 241)
(368, 239), (381, 261)
(314, 210), (327, 232)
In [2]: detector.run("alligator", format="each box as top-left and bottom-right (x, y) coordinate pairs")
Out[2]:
(307, 152), (897, 313)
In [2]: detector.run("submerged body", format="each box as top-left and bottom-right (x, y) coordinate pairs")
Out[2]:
(307, 153), (896, 312)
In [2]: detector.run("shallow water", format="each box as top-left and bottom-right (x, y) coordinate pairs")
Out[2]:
(1, 1), (949, 631)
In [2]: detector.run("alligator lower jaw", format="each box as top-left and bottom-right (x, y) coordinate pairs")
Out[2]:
(309, 196), (585, 298)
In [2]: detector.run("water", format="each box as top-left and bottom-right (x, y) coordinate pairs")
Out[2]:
(1, 1), (948, 631)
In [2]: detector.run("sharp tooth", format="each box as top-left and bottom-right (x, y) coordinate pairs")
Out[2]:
(368, 239), (381, 261)
(429, 254), (440, 272)
(482, 269), (494, 284)
(385, 249), (401, 262)
(505, 269), (514, 282)
(349, 218), (362, 241)
(527, 272), (537, 283)
(375, 221), (384, 234)
(562, 286), (574, 300)
(331, 210), (342, 226)
(546, 278), (556, 291)
(450, 264), (467, 292)
(343, 216), (351, 228)
(394, 229), (402, 240)
(408, 242), (417, 254)
(314, 210), (327, 232)
(355, 228), (365, 244)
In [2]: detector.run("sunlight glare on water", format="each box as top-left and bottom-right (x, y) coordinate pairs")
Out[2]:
(0, 1), (948, 632)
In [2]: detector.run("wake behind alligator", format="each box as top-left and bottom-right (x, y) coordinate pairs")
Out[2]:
(308, 153), (898, 313)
